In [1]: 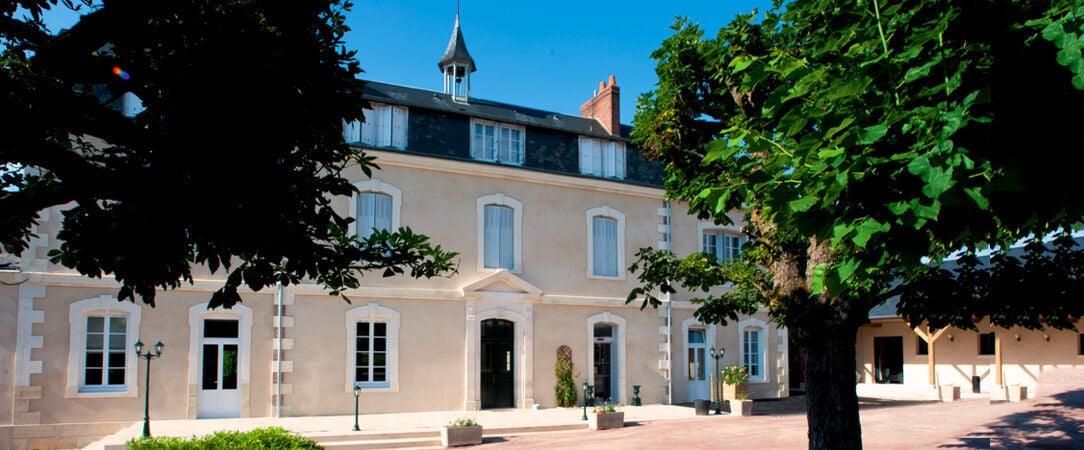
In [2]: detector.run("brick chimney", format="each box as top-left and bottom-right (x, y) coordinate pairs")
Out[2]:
(579, 75), (620, 135)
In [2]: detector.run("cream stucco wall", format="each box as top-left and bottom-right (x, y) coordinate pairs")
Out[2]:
(857, 318), (1083, 398)
(1, 284), (17, 426)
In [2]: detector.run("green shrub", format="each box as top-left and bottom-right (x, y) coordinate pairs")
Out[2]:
(554, 349), (578, 407)
(447, 417), (479, 427)
(126, 426), (321, 449)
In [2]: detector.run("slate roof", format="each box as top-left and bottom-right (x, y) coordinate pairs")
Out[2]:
(362, 80), (629, 141)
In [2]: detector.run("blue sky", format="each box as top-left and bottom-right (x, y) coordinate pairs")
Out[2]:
(41, 1), (773, 125)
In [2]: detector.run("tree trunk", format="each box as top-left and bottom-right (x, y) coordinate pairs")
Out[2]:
(799, 321), (863, 450)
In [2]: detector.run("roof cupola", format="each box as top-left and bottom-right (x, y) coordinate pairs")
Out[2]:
(438, 12), (476, 104)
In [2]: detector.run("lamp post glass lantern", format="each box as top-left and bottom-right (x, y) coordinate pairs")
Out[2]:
(134, 340), (164, 438)
(581, 381), (588, 420)
(352, 383), (361, 431)
(709, 346), (723, 414)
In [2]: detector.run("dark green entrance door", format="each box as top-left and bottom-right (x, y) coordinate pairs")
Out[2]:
(481, 319), (514, 409)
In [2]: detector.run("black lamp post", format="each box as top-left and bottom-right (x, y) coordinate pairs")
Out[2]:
(709, 346), (724, 415)
(352, 383), (361, 431)
(134, 340), (164, 438)
(581, 380), (588, 420)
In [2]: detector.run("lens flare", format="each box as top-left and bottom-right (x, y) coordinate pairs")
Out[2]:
(112, 66), (130, 81)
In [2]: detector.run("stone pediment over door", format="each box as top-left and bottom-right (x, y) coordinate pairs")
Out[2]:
(459, 269), (543, 303)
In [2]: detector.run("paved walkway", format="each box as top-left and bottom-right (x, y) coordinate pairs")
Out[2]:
(89, 367), (1084, 449)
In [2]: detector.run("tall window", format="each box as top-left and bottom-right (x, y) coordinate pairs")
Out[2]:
(343, 103), (408, 149)
(472, 120), (524, 165)
(355, 321), (388, 387)
(356, 192), (392, 239)
(688, 329), (706, 381)
(592, 217), (618, 277)
(586, 206), (625, 279)
(703, 231), (742, 263)
(979, 332), (996, 355)
(917, 336), (929, 355)
(484, 205), (514, 269)
(67, 296), (141, 397)
(578, 137), (626, 179)
(345, 304), (399, 392)
(739, 321), (767, 383)
(84, 316), (127, 389)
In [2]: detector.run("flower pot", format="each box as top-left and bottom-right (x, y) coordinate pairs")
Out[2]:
(694, 399), (711, 416)
(441, 425), (483, 447)
(722, 383), (748, 401)
(729, 399), (753, 416)
(1007, 385), (1028, 403)
(588, 411), (625, 430)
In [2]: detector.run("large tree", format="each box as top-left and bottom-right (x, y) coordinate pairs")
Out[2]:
(1, 0), (458, 307)
(628, 0), (1084, 448)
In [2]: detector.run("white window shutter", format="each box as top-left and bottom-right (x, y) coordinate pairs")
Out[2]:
(592, 217), (618, 276)
(343, 119), (361, 143)
(602, 142), (615, 177)
(578, 137), (591, 174)
(499, 206), (514, 269)
(498, 127), (511, 163)
(376, 106), (393, 147)
(590, 140), (603, 176)
(373, 194), (392, 233)
(472, 123), (483, 160)
(358, 193), (376, 238)
(361, 108), (376, 145)
(615, 142), (627, 179)
(392, 106), (408, 149)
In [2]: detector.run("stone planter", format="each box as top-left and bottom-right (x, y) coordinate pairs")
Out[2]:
(722, 383), (748, 401)
(441, 425), (483, 447)
(1007, 384), (1028, 403)
(938, 384), (960, 402)
(588, 411), (625, 430)
(729, 399), (753, 416)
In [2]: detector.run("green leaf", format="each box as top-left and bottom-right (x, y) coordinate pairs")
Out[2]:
(810, 263), (829, 294)
(853, 219), (890, 248)
(856, 124), (888, 145)
(788, 195), (818, 213)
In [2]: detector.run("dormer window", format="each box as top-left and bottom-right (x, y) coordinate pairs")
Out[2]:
(343, 103), (408, 150)
(471, 119), (524, 165)
(578, 137), (626, 179)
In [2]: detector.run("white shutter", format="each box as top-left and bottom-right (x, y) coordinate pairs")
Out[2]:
(498, 206), (514, 269)
(343, 119), (361, 143)
(373, 194), (392, 232)
(391, 106), (408, 149)
(590, 139), (603, 176)
(376, 105), (392, 147)
(578, 137), (592, 174)
(361, 108), (376, 145)
(592, 217), (618, 276)
(358, 193), (376, 238)
(484, 205), (501, 268)
(509, 128), (523, 164)
(602, 142), (615, 177)
(615, 142), (627, 179)
(472, 123), (483, 160)
(485, 125), (497, 161)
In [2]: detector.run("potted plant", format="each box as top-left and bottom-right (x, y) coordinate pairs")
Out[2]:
(721, 363), (750, 401)
(441, 417), (483, 447)
(729, 392), (754, 416)
(588, 402), (625, 430)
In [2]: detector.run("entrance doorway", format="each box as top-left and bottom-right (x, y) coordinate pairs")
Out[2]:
(593, 324), (614, 402)
(874, 336), (904, 384)
(198, 319), (241, 418)
(480, 319), (514, 409)
(687, 329), (708, 401)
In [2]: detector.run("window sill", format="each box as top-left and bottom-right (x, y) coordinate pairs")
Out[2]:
(68, 388), (137, 398)
(587, 274), (626, 281)
(347, 383), (396, 393)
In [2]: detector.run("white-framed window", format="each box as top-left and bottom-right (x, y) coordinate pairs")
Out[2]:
(345, 303), (399, 392)
(343, 103), (408, 149)
(349, 180), (402, 239)
(586, 206), (626, 279)
(477, 194), (523, 273)
(703, 230), (742, 263)
(471, 119), (524, 165)
(356, 193), (392, 239)
(738, 318), (768, 383)
(66, 296), (141, 397)
(578, 136), (626, 179)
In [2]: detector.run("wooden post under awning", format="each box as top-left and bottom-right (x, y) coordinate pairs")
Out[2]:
(995, 334), (1003, 386)
(913, 326), (948, 386)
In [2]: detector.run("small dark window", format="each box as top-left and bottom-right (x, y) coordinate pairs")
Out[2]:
(979, 332), (996, 355)
(204, 319), (239, 338)
(917, 337), (928, 355)
(1078, 333), (1083, 355)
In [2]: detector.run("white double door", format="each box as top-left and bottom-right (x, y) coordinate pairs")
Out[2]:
(197, 319), (241, 418)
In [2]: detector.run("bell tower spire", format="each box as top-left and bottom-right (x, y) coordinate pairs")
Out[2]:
(438, 3), (476, 104)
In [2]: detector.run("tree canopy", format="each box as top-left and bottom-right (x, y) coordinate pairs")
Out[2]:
(1, 0), (458, 308)
(628, 0), (1083, 448)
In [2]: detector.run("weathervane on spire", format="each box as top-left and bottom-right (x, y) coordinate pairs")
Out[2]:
(439, 0), (476, 104)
